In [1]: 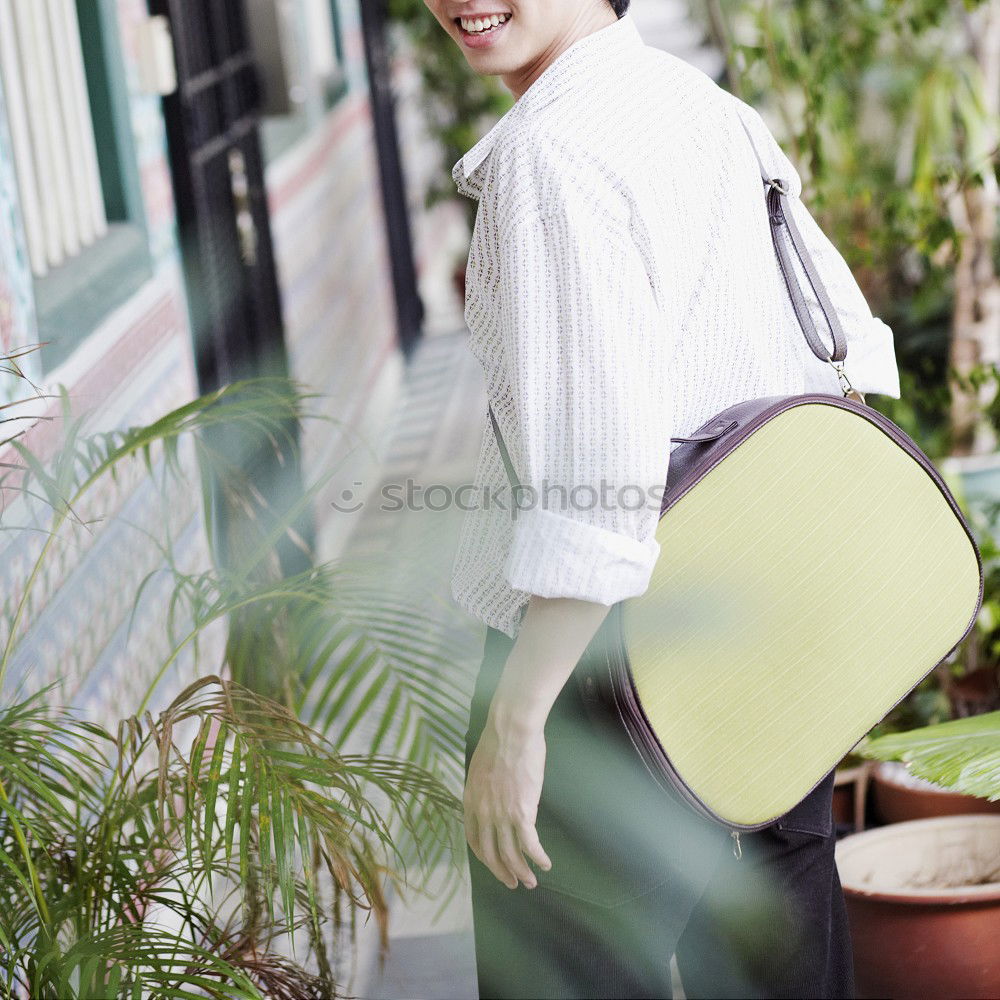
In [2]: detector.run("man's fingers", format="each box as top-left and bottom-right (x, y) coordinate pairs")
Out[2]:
(497, 823), (537, 888)
(480, 821), (517, 889)
(464, 809), (482, 862)
(464, 802), (517, 890)
(516, 821), (552, 872)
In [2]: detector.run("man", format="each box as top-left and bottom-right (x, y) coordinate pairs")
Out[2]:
(424, 1), (900, 995)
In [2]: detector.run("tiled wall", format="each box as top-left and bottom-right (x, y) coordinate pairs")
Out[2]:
(267, 84), (403, 560)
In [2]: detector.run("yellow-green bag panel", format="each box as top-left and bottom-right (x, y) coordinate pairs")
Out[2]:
(624, 404), (981, 827)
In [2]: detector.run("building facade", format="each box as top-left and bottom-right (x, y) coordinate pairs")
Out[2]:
(0, 0), (419, 720)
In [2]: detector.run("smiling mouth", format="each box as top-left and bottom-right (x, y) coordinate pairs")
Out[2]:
(455, 12), (511, 35)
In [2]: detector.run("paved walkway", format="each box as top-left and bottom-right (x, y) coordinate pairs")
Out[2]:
(340, 328), (485, 1000)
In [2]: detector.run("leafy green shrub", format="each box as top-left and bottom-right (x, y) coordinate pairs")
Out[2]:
(0, 362), (466, 998)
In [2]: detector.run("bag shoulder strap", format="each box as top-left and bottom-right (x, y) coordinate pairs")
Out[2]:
(488, 105), (861, 490)
(733, 111), (849, 368)
(489, 404), (521, 489)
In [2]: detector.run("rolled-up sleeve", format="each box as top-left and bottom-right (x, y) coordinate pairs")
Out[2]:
(492, 157), (672, 606)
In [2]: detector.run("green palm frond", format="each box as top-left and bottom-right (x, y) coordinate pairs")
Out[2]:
(10, 378), (314, 503)
(116, 676), (460, 952)
(858, 710), (1000, 801)
(141, 554), (470, 861)
(288, 561), (472, 903)
(2, 362), (472, 992)
(30, 923), (265, 1000)
(297, 568), (470, 761)
(0, 676), (460, 997)
(0, 378), (335, 686)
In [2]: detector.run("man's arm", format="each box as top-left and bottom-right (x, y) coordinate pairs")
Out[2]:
(463, 139), (668, 890)
(464, 594), (612, 890)
(488, 594), (611, 733)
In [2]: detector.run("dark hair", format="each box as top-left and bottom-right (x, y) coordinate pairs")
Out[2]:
(608, 0), (631, 16)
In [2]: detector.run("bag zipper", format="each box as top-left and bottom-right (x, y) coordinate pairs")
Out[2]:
(662, 393), (978, 529)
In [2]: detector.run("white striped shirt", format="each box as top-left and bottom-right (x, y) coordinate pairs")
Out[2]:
(449, 12), (901, 640)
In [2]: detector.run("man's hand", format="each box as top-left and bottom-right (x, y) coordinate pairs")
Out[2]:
(463, 594), (613, 889)
(464, 711), (552, 889)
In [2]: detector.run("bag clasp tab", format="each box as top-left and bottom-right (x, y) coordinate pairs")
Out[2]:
(829, 360), (866, 405)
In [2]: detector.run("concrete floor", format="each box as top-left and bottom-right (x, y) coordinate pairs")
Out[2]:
(338, 329), (485, 1000)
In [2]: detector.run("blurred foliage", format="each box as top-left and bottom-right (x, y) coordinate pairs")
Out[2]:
(386, 0), (512, 232)
(697, 0), (1000, 458)
(0, 356), (466, 997)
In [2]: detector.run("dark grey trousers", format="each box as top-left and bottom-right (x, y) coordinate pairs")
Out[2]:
(464, 625), (855, 1000)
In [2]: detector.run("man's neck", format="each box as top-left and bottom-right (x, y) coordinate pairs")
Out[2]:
(501, 9), (619, 100)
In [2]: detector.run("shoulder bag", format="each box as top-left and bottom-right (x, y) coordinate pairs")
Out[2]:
(486, 113), (984, 850)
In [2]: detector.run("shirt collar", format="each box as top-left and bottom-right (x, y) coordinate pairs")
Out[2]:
(452, 13), (646, 200)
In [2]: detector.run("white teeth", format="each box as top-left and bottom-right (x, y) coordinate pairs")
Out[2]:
(460, 13), (509, 33)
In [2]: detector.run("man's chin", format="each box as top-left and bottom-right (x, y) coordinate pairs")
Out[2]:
(464, 51), (518, 76)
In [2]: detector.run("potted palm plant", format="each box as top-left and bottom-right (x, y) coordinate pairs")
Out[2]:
(837, 712), (1000, 999)
(0, 359), (467, 997)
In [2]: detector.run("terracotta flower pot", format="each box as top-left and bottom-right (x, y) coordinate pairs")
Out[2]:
(872, 760), (1000, 824)
(835, 815), (1000, 1000)
(832, 779), (855, 826)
